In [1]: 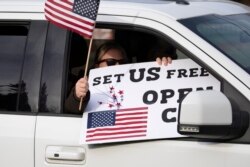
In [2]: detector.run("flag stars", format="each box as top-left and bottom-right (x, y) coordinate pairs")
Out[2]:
(90, 111), (115, 128)
(73, 0), (100, 20)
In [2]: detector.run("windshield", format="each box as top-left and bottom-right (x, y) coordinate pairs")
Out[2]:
(179, 13), (250, 74)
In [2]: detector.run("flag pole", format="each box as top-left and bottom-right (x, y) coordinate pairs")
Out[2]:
(79, 36), (94, 111)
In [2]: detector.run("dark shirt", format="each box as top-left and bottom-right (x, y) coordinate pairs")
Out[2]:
(64, 68), (90, 114)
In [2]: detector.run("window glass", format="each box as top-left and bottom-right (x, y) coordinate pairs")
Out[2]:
(179, 14), (250, 74)
(39, 24), (67, 113)
(0, 24), (29, 111)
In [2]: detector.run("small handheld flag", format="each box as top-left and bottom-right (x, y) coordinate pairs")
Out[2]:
(44, 0), (101, 111)
(44, 0), (100, 38)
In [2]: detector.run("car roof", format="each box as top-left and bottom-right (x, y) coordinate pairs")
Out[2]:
(0, 0), (249, 20)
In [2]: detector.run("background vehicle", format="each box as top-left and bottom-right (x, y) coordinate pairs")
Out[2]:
(0, 0), (250, 167)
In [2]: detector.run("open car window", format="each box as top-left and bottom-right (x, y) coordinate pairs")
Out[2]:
(64, 26), (189, 114)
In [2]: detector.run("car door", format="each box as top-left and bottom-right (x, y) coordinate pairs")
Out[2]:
(0, 21), (47, 167)
(34, 14), (137, 167)
(35, 12), (250, 167)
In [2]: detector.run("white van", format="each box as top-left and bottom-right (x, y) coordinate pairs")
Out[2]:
(0, 0), (250, 167)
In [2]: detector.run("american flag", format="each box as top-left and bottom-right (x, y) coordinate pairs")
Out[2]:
(44, 0), (100, 38)
(86, 107), (148, 142)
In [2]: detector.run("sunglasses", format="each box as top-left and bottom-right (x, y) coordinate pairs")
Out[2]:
(98, 58), (127, 66)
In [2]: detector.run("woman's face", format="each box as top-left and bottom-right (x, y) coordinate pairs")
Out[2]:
(97, 48), (125, 68)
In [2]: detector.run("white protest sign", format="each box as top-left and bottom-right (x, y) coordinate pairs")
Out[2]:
(80, 59), (221, 144)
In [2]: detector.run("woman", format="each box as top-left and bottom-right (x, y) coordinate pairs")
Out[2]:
(65, 41), (173, 114)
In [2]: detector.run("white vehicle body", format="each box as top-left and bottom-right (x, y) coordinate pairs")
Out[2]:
(0, 0), (250, 167)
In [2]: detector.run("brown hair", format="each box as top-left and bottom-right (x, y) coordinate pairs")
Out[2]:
(93, 41), (128, 64)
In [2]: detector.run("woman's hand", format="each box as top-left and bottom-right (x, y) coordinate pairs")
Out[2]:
(75, 76), (89, 99)
(156, 56), (172, 66)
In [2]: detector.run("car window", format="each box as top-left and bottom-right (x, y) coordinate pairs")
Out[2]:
(179, 13), (250, 74)
(0, 23), (29, 111)
(64, 27), (187, 114)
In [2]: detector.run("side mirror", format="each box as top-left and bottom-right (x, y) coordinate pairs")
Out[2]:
(178, 90), (249, 140)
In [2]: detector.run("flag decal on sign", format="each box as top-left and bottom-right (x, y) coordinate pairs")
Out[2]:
(86, 107), (148, 142)
(44, 0), (100, 38)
